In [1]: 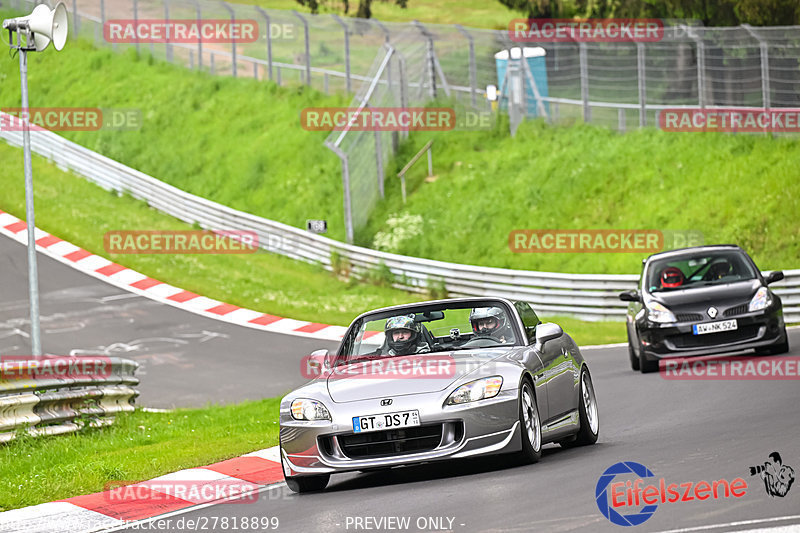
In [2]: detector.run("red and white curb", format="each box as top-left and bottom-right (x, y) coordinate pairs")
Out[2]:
(0, 447), (284, 533)
(0, 210), (349, 342)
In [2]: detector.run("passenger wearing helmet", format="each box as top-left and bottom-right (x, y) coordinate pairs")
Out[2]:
(660, 266), (685, 288)
(383, 315), (430, 356)
(469, 307), (513, 344)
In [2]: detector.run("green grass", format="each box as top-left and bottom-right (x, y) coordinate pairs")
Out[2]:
(367, 118), (800, 274)
(0, 398), (280, 512)
(242, 0), (524, 29)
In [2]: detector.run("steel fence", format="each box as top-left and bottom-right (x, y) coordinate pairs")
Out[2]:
(0, 356), (139, 443)
(1, 116), (798, 323)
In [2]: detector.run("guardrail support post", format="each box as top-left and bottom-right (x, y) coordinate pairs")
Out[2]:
(332, 14), (351, 93)
(579, 42), (590, 122)
(221, 1), (237, 77)
(637, 42), (646, 127)
(292, 10), (311, 86)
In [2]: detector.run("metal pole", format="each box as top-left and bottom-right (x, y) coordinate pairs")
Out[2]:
(292, 11), (311, 86)
(456, 25), (477, 107)
(426, 146), (432, 176)
(132, 0), (139, 54)
(743, 25), (771, 111)
(327, 144), (353, 244)
(413, 21), (436, 99)
(254, 6), (271, 81)
(189, 0), (201, 70)
(221, 1), (236, 77)
(375, 128), (384, 198)
(18, 46), (42, 356)
(637, 42), (646, 127)
(332, 15), (350, 93)
(618, 108), (626, 132)
(72, 0), (79, 39)
(579, 42), (590, 123)
(684, 26), (706, 109)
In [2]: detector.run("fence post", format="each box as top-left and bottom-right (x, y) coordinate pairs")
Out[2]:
(637, 42), (646, 127)
(254, 6), (272, 81)
(164, 0), (172, 62)
(332, 15), (351, 93)
(189, 0), (202, 70)
(618, 108), (626, 132)
(99, 0), (105, 45)
(221, 1), (237, 77)
(413, 20), (436, 99)
(579, 42), (590, 122)
(326, 143), (354, 244)
(456, 25), (477, 107)
(292, 10), (311, 86)
(684, 26), (706, 108)
(375, 128), (384, 198)
(743, 24), (771, 111)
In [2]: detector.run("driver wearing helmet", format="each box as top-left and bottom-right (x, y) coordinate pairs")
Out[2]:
(660, 266), (685, 289)
(469, 307), (513, 344)
(383, 315), (430, 356)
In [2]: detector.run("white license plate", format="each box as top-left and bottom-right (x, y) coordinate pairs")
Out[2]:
(693, 319), (737, 335)
(352, 410), (420, 433)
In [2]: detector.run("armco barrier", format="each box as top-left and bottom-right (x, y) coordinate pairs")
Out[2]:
(0, 356), (139, 443)
(0, 119), (797, 322)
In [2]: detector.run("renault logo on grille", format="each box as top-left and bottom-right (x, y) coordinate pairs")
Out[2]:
(380, 399), (393, 406)
(707, 306), (718, 318)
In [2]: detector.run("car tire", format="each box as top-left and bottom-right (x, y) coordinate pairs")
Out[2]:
(639, 342), (659, 374)
(284, 474), (330, 494)
(516, 379), (542, 464)
(755, 329), (790, 356)
(562, 368), (599, 448)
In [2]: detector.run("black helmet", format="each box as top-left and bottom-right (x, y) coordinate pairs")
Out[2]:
(469, 307), (507, 337)
(385, 315), (418, 354)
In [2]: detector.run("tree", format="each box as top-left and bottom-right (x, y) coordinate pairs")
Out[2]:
(295, 0), (408, 18)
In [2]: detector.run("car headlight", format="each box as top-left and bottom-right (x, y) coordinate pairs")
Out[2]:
(445, 376), (503, 405)
(748, 286), (772, 312)
(290, 398), (331, 421)
(646, 301), (677, 323)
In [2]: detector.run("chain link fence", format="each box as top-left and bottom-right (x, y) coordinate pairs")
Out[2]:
(8, 0), (800, 240)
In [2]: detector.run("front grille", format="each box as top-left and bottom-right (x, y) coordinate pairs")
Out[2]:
(668, 325), (759, 349)
(336, 424), (447, 459)
(724, 304), (749, 317)
(676, 313), (702, 322)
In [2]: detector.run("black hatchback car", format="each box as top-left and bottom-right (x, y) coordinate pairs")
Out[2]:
(620, 245), (789, 373)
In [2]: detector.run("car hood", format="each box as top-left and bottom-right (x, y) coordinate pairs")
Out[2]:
(326, 348), (515, 403)
(649, 279), (760, 308)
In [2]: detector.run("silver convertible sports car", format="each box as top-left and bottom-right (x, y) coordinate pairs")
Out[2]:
(279, 297), (599, 493)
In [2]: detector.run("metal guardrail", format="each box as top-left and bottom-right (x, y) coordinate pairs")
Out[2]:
(0, 356), (139, 443)
(0, 119), (798, 322)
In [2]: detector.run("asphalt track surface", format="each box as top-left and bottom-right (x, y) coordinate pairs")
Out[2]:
(3, 233), (799, 532)
(0, 235), (338, 408)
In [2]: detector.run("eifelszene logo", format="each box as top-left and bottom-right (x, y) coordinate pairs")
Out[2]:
(596, 461), (748, 526)
(749, 452), (795, 497)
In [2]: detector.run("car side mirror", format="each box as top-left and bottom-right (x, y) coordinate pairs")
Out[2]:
(619, 290), (641, 302)
(534, 322), (563, 348)
(764, 271), (784, 285)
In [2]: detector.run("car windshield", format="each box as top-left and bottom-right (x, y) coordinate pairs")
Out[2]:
(338, 301), (518, 364)
(645, 250), (757, 292)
